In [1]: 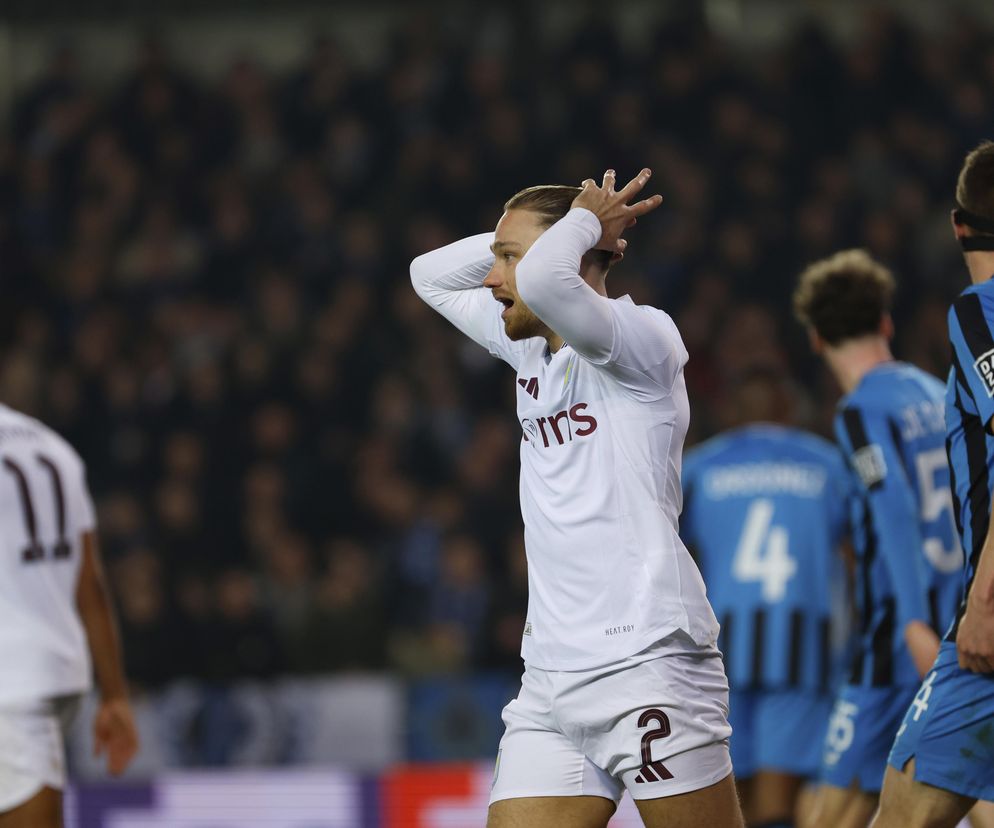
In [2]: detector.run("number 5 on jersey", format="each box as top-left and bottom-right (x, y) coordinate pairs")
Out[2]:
(732, 499), (797, 602)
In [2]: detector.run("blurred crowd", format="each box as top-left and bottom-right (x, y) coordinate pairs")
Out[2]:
(1, 7), (992, 689)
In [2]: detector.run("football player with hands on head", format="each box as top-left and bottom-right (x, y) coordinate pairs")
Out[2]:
(412, 168), (743, 828)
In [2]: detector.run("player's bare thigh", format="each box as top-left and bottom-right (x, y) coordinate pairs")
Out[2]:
(796, 783), (819, 828)
(486, 794), (616, 828)
(808, 782), (877, 828)
(0, 786), (62, 828)
(635, 772), (744, 828)
(870, 761), (973, 828)
(748, 769), (805, 825)
(967, 800), (994, 828)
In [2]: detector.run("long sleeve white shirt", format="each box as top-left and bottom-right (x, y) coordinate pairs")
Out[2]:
(412, 208), (718, 669)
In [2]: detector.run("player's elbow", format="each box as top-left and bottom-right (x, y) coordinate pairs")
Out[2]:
(409, 254), (431, 296)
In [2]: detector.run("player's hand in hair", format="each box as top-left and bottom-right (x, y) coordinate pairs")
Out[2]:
(572, 168), (663, 257)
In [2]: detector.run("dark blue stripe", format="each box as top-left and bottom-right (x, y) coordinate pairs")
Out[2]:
(871, 596), (895, 686)
(954, 292), (994, 362)
(948, 338), (992, 641)
(842, 407), (872, 452)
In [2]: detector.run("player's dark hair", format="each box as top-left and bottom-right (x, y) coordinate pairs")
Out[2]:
(505, 185), (613, 268)
(957, 141), (994, 224)
(792, 249), (895, 346)
(954, 142), (994, 250)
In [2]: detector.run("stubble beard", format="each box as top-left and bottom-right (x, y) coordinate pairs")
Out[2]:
(503, 306), (547, 341)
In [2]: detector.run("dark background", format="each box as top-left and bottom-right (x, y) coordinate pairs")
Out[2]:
(0, 1), (989, 693)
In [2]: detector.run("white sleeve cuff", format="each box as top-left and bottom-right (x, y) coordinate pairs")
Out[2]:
(564, 207), (603, 250)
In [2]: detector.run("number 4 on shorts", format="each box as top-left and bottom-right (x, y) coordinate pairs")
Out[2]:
(911, 671), (937, 722)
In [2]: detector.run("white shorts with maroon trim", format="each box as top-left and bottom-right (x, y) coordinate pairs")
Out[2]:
(490, 633), (732, 805)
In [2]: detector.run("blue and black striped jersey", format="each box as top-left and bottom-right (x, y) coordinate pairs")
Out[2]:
(836, 363), (963, 688)
(945, 283), (994, 641)
(682, 424), (852, 692)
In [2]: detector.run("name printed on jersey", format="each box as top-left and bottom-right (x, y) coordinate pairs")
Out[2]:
(702, 463), (828, 499)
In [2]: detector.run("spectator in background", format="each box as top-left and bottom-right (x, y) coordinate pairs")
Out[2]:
(295, 539), (387, 672)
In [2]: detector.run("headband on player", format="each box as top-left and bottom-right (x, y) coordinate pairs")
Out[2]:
(954, 206), (994, 251)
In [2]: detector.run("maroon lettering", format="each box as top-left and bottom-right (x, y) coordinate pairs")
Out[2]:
(520, 403), (598, 448)
(535, 417), (551, 448)
(548, 410), (571, 445)
(570, 403), (598, 436)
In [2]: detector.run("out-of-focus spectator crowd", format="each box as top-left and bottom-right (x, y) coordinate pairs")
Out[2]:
(1, 7), (991, 689)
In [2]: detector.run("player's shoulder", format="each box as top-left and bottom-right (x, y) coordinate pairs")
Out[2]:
(766, 424), (843, 465)
(950, 281), (994, 324)
(956, 280), (994, 302)
(838, 365), (897, 413)
(736, 424), (841, 465)
(900, 362), (946, 399)
(683, 432), (735, 471)
(0, 404), (85, 468)
(686, 424), (831, 462)
(612, 295), (674, 322)
(845, 362), (942, 414)
(609, 296), (682, 335)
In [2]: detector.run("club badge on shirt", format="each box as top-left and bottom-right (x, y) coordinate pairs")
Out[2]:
(973, 348), (994, 397)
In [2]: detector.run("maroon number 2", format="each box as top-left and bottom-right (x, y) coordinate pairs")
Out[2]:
(634, 708), (674, 784)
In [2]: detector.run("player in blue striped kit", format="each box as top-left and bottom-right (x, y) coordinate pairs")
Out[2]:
(793, 250), (963, 828)
(873, 142), (994, 828)
(682, 368), (852, 828)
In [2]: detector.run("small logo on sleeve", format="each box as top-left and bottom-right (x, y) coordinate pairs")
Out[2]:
(851, 444), (887, 488)
(973, 348), (994, 397)
(523, 622), (532, 636)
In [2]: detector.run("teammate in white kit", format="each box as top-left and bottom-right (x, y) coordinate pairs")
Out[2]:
(0, 403), (138, 827)
(412, 169), (742, 828)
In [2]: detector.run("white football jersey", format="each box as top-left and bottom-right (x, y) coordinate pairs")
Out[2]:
(412, 208), (719, 670)
(0, 404), (94, 704)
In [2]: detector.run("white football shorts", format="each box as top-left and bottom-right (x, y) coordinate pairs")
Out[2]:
(490, 632), (732, 805)
(0, 695), (80, 813)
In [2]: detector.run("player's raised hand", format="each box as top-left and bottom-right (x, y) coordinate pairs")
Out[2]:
(93, 696), (140, 775)
(572, 168), (664, 255)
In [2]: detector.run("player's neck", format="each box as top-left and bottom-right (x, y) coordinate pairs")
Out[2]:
(965, 253), (994, 285)
(545, 332), (566, 354)
(825, 337), (894, 394)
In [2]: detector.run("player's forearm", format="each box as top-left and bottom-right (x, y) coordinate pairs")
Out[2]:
(904, 619), (941, 677)
(871, 492), (931, 626)
(515, 208), (615, 359)
(410, 232), (495, 298)
(77, 533), (129, 701)
(968, 519), (994, 612)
